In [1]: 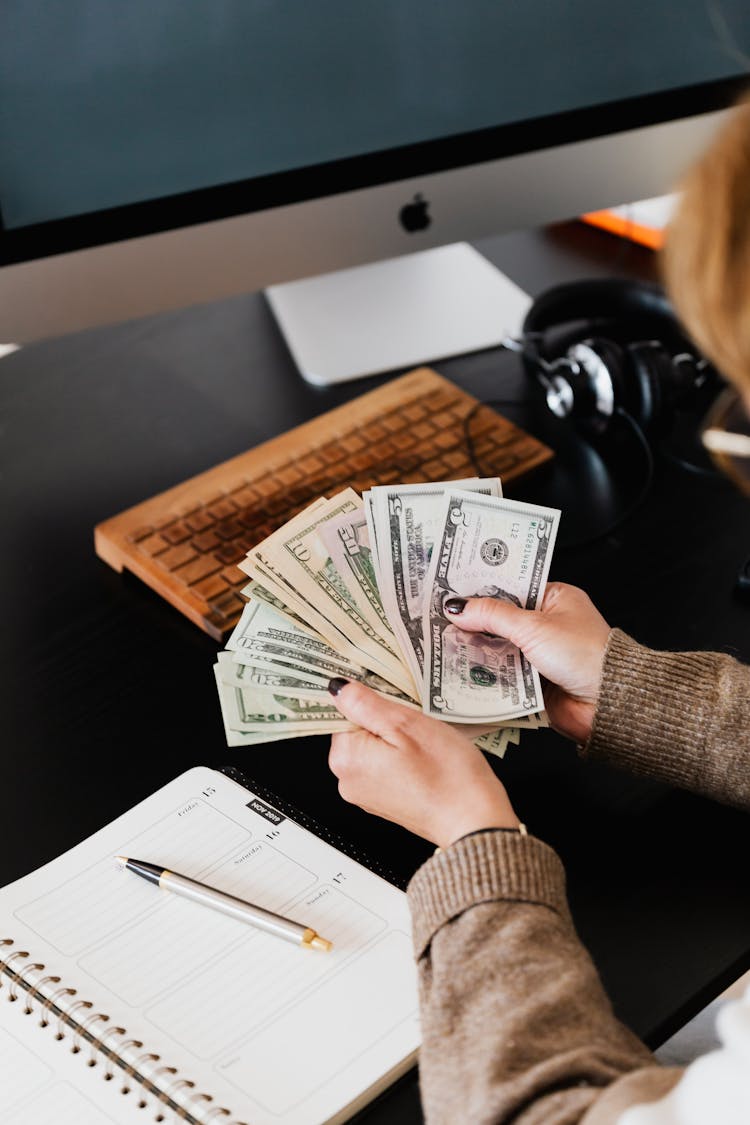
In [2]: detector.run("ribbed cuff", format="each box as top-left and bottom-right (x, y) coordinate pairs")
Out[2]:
(581, 629), (719, 790)
(407, 830), (570, 959)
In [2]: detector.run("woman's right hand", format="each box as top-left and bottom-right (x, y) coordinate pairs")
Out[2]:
(445, 582), (611, 744)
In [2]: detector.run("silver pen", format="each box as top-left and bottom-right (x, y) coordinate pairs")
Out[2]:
(116, 856), (333, 951)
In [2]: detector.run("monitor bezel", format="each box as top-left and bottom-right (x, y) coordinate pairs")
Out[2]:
(1, 74), (747, 266)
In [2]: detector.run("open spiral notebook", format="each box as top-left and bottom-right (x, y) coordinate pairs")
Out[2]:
(0, 767), (419, 1125)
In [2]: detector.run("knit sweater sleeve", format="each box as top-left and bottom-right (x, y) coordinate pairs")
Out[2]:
(407, 634), (750, 1122)
(408, 830), (679, 1124)
(581, 629), (750, 810)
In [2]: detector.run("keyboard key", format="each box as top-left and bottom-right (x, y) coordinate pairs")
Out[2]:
(296, 454), (325, 474)
(208, 589), (245, 621)
(173, 554), (224, 587)
(320, 444), (344, 466)
(339, 434), (365, 453)
(186, 510), (215, 533)
(265, 495), (293, 517)
(254, 476), (280, 497)
(429, 389), (457, 410)
(215, 543), (243, 565)
(155, 543), (198, 571)
(442, 450), (469, 471)
(221, 565), (245, 587)
(193, 573), (232, 601)
(138, 534), (170, 557)
(192, 530), (221, 552)
(215, 519), (247, 541)
(381, 414), (406, 434)
(434, 430), (459, 450)
(421, 458), (449, 478)
(162, 522), (193, 545)
(208, 499), (238, 520)
(228, 484), (260, 504)
(276, 465), (303, 486)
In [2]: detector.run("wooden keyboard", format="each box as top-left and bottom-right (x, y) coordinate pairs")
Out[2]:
(95, 368), (552, 640)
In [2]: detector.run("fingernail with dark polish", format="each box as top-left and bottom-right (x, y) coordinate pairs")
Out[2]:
(444, 598), (466, 615)
(328, 677), (350, 696)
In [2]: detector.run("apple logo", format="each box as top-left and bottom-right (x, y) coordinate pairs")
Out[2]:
(399, 193), (431, 233)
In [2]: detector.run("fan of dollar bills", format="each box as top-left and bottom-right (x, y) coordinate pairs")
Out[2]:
(213, 479), (560, 757)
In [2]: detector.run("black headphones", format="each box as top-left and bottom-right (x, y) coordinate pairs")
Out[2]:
(516, 278), (718, 438)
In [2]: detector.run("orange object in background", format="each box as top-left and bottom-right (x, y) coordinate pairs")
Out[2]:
(582, 195), (675, 250)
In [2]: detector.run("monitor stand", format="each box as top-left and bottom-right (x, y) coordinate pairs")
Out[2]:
(265, 242), (532, 386)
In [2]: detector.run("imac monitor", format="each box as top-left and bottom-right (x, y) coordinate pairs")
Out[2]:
(0, 2), (748, 379)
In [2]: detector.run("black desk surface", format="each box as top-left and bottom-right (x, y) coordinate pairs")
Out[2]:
(3, 223), (749, 1122)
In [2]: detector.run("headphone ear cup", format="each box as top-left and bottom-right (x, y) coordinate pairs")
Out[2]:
(564, 336), (627, 427)
(518, 278), (720, 454)
(625, 343), (667, 432)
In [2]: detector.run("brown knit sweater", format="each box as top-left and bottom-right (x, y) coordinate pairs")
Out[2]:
(407, 629), (750, 1123)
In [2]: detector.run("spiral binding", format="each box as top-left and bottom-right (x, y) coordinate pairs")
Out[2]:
(0, 938), (247, 1124)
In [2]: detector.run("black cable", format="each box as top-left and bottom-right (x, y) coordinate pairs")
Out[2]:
(658, 446), (722, 479)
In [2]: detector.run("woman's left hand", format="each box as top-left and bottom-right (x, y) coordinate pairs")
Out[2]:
(327, 679), (519, 849)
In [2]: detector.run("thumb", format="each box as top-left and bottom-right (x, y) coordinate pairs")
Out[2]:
(327, 678), (422, 744)
(445, 596), (538, 647)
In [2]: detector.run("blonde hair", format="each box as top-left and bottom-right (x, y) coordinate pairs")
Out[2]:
(662, 96), (750, 393)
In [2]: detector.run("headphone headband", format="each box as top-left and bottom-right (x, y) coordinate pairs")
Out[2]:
(522, 278), (676, 339)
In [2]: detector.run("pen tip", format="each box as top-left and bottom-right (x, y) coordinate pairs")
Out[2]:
(310, 935), (333, 953)
(115, 856), (127, 866)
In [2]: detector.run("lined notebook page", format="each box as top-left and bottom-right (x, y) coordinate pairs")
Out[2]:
(0, 767), (419, 1125)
